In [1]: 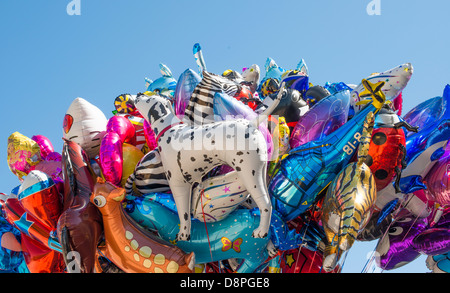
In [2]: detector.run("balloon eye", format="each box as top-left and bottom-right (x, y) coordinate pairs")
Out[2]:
(93, 195), (107, 207)
(389, 226), (404, 236)
(63, 114), (74, 134)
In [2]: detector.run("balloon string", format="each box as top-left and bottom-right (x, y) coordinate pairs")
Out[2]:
(361, 200), (409, 273)
(293, 214), (314, 273)
(200, 189), (214, 264)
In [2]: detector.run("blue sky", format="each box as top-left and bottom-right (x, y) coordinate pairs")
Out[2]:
(1, 0), (449, 273)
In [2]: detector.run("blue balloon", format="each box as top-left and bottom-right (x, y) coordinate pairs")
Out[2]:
(269, 94), (378, 221)
(396, 85), (450, 194)
(125, 193), (272, 273)
(146, 64), (177, 95)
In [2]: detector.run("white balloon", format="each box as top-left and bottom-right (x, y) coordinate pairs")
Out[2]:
(63, 97), (107, 159)
(351, 63), (413, 114)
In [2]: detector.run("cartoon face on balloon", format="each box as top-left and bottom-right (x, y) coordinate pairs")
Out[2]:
(375, 212), (428, 270)
(63, 97), (108, 160)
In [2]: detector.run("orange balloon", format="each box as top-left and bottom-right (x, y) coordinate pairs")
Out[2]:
(91, 178), (195, 273)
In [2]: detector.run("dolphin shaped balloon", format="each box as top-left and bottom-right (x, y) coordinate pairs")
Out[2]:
(125, 193), (275, 273)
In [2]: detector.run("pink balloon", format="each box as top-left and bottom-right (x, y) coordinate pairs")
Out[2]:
(143, 119), (158, 151)
(106, 116), (135, 143)
(31, 135), (55, 160)
(424, 147), (450, 207)
(99, 132), (123, 186)
(34, 160), (63, 183)
(99, 116), (136, 186)
(45, 151), (62, 162)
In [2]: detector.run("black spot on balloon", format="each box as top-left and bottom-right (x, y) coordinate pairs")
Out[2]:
(375, 169), (388, 180)
(372, 132), (387, 145)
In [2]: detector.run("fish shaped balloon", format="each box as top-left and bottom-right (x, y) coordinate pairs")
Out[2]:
(125, 193), (275, 273)
(351, 63), (413, 114)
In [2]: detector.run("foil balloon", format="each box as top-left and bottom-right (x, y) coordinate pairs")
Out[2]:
(0, 217), (28, 273)
(99, 115), (136, 186)
(375, 85), (450, 216)
(91, 178), (195, 273)
(268, 117), (291, 176)
(120, 143), (144, 187)
(260, 88), (309, 133)
(303, 85), (331, 107)
(63, 97), (108, 160)
(31, 135), (54, 160)
(280, 70), (309, 94)
(351, 63), (413, 114)
(412, 208), (450, 256)
(290, 89), (350, 149)
(193, 43), (207, 76)
(375, 211), (428, 270)
(183, 70), (240, 125)
(321, 112), (377, 272)
(423, 143), (450, 208)
(403, 91), (448, 138)
(125, 193), (275, 273)
(296, 58), (309, 77)
(174, 68), (201, 118)
(426, 253), (450, 273)
(241, 64), (261, 93)
(191, 171), (249, 223)
(145, 63), (177, 97)
(17, 170), (62, 233)
(34, 159), (63, 184)
(114, 94), (157, 153)
(57, 139), (103, 273)
(124, 149), (171, 196)
(213, 91), (274, 158)
(7, 132), (42, 182)
(3, 197), (65, 272)
(392, 92), (403, 115)
(259, 57), (285, 87)
(365, 105), (417, 192)
(269, 80), (386, 222)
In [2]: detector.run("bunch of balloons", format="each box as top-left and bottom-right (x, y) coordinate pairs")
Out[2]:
(1, 43), (449, 274)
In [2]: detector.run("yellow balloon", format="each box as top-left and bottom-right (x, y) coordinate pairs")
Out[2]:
(120, 143), (144, 187)
(7, 132), (42, 181)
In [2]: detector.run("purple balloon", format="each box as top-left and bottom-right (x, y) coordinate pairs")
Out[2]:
(413, 208), (450, 255)
(290, 90), (350, 149)
(375, 211), (428, 270)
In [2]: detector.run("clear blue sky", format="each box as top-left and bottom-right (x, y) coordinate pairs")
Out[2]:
(1, 0), (449, 273)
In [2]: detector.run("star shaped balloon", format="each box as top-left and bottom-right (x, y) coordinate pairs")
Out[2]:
(356, 79), (386, 111)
